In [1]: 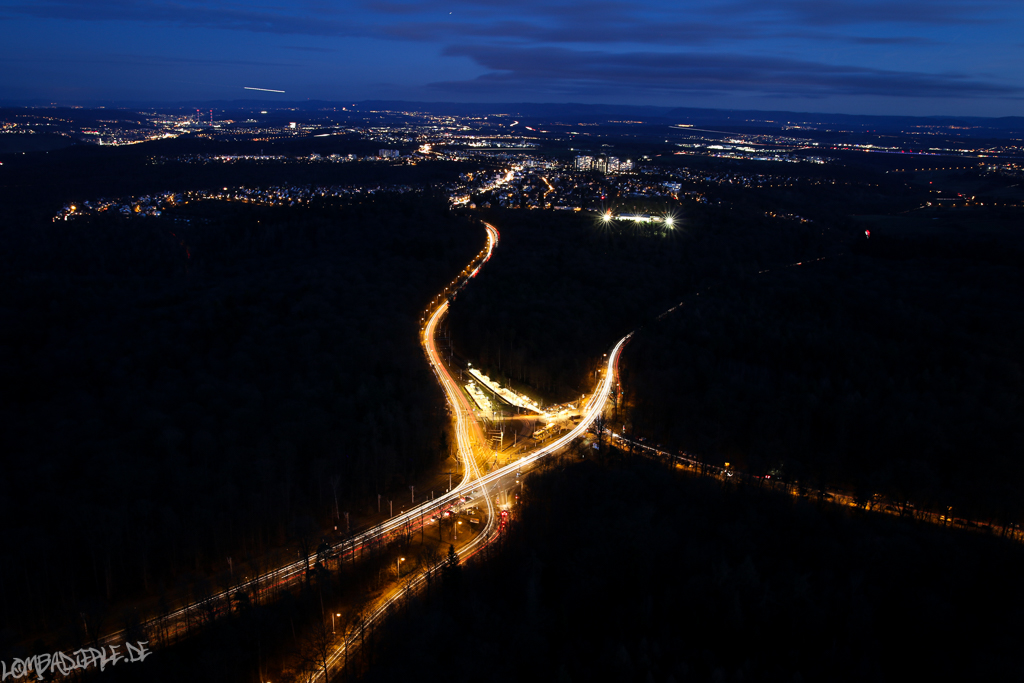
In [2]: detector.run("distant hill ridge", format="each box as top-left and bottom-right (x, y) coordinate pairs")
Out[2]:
(152, 99), (1024, 136)
(4, 99), (1023, 138)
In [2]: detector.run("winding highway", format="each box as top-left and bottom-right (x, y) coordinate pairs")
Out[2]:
(310, 221), (629, 681)
(97, 219), (627, 682)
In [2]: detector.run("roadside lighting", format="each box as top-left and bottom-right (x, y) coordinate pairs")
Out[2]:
(397, 556), (405, 578)
(332, 612), (341, 633)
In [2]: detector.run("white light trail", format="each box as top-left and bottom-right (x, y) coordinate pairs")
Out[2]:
(243, 87), (285, 93)
(98, 220), (626, 676)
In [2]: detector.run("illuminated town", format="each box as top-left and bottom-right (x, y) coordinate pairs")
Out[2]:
(3, 6), (1024, 678)
(33, 103), (1021, 230)
(2, 70), (1024, 683)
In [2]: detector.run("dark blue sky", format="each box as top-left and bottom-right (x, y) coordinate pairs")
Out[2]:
(1, 0), (1022, 115)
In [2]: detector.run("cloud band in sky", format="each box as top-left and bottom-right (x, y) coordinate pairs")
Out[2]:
(0, 0), (1021, 112)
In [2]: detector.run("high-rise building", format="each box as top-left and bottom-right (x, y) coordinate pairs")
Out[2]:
(576, 154), (631, 174)
(606, 156), (633, 174)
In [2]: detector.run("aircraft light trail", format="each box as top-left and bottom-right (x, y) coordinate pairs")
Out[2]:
(243, 86), (285, 93)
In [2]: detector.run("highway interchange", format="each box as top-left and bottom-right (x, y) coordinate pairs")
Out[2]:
(94, 217), (1010, 683)
(316, 222), (629, 679)
(97, 219), (629, 681)
(84, 216), (1010, 681)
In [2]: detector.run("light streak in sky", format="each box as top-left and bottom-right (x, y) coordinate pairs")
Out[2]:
(243, 86), (285, 93)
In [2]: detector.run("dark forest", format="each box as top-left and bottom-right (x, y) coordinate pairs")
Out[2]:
(446, 202), (837, 403)
(0, 193), (480, 645)
(360, 452), (1024, 683)
(624, 218), (1024, 525)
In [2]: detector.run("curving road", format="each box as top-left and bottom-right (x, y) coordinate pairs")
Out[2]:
(96, 223), (501, 651)
(316, 222), (628, 681)
(99, 219), (627, 677)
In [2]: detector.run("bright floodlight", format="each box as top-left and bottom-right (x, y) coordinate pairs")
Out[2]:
(602, 212), (611, 221)
(664, 216), (674, 227)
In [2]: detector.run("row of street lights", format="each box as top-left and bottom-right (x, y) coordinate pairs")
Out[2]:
(328, 555), (403, 637)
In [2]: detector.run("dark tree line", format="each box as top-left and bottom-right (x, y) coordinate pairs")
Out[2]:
(58, 498), (445, 683)
(359, 453), (1024, 683)
(446, 167), (1022, 523)
(0, 193), (480, 647)
(624, 222), (1024, 526)
(447, 203), (837, 403)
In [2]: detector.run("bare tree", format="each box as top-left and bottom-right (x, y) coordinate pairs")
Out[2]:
(422, 546), (442, 598)
(291, 515), (320, 588)
(296, 617), (334, 683)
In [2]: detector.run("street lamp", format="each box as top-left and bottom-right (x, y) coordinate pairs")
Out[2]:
(332, 612), (341, 633)
(397, 556), (405, 578)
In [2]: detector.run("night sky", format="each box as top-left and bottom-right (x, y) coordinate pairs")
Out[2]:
(1, 0), (1022, 115)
